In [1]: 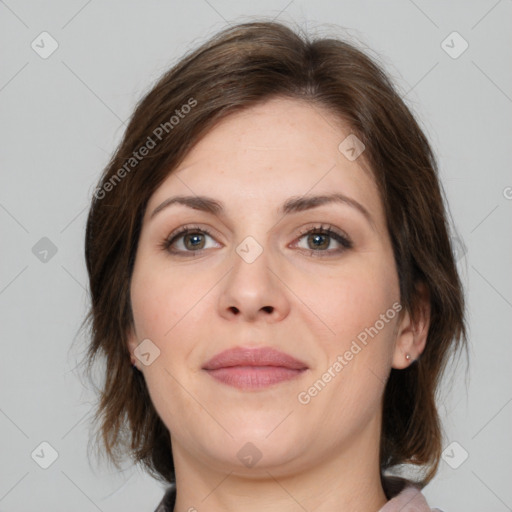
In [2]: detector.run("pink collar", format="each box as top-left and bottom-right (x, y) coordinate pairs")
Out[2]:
(378, 484), (440, 511)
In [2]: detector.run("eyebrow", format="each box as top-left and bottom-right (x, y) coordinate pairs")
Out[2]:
(150, 193), (376, 230)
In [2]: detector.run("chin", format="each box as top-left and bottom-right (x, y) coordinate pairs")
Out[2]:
(198, 437), (305, 475)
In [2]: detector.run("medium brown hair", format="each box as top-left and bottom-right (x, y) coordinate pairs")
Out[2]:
(81, 20), (467, 488)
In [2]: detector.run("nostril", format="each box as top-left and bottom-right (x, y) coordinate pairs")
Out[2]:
(261, 306), (274, 313)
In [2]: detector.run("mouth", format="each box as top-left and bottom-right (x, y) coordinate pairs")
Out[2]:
(202, 346), (309, 390)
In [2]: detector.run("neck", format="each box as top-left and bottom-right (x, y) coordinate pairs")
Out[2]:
(171, 418), (388, 512)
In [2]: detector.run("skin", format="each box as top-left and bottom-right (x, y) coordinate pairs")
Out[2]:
(127, 97), (430, 512)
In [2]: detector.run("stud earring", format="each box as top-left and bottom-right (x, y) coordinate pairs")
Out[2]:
(405, 353), (411, 361)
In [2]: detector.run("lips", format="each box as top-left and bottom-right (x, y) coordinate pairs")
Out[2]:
(202, 346), (308, 390)
(202, 346), (308, 371)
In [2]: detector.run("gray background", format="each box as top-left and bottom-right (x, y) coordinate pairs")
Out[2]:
(1, 1), (511, 510)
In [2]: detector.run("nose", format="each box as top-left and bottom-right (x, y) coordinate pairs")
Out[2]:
(217, 240), (291, 323)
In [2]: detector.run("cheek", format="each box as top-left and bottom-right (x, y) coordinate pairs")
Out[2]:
(293, 258), (399, 351)
(299, 275), (399, 428)
(129, 258), (212, 390)
(129, 267), (201, 431)
(130, 259), (204, 340)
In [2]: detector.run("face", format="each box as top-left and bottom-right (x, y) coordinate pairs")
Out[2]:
(128, 97), (410, 477)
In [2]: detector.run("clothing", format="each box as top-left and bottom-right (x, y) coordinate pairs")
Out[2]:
(378, 484), (443, 511)
(154, 478), (443, 511)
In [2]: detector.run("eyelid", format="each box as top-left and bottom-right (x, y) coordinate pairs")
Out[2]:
(295, 223), (352, 244)
(166, 223), (217, 241)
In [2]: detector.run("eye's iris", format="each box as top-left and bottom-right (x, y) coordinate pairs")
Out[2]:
(184, 233), (205, 250)
(308, 233), (329, 250)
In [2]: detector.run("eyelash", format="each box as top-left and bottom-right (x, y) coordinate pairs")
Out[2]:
(159, 224), (353, 257)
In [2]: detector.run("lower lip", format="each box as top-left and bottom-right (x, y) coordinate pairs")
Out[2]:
(204, 366), (307, 390)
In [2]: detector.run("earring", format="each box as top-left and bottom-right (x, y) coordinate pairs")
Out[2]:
(405, 353), (411, 361)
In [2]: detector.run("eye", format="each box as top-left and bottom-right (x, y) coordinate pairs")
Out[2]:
(160, 223), (353, 257)
(160, 225), (220, 256)
(294, 224), (353, 256)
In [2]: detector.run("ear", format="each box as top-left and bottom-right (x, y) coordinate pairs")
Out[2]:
(392, 282), (431, 369)
(127, 327), (140, 369)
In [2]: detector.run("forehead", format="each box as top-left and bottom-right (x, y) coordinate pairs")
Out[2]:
(146, 97), (384, 229)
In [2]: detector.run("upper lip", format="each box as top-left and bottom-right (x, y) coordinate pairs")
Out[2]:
(202, 346), (308, 371)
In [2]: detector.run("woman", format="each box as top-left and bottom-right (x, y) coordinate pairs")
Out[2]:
(83, 20), (466, 512)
